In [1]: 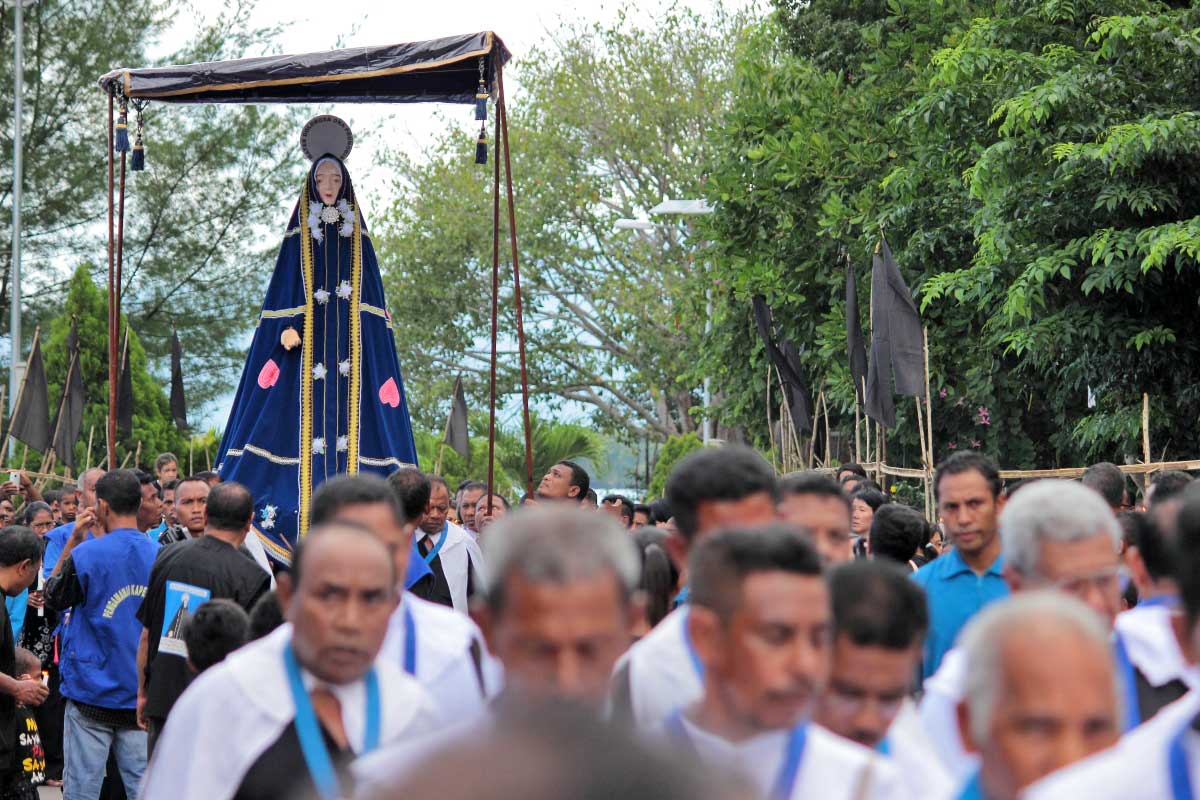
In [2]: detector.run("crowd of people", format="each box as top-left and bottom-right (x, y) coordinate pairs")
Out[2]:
(0, 446), (1192, 799)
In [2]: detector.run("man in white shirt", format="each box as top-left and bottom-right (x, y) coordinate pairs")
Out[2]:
(141, 523), (437, 800)
(815, 560), (953, 798)
(663, 524), (902, 800)
(610, 446), (779, 726)
(353, 505), (642, 796)
(954, 592), (1122, 800)
(409, 475), (484, 612)
(1025, 485), (1200, 800)
(310, 475), (491, 724)
(919, 479), (1144, 783)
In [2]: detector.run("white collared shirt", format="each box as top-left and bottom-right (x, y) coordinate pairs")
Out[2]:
(420, 522), (485, 613)
(1025, 690), (1200, 799)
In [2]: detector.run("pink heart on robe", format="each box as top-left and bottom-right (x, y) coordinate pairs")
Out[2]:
(379, 378), (400, 408)
(257, 359), (280, 389)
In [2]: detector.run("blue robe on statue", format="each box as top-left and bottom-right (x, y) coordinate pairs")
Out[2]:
(216, 154), (418, 566)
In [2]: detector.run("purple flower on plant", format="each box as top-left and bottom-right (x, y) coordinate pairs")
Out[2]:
(939, 387), (948, 399)
(948, 441), (958, 450)
(977, 406), (991, 426)
(972, 439), (982, 448)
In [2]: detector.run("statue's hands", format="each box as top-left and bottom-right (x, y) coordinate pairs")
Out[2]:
(281, 327), (301, 350)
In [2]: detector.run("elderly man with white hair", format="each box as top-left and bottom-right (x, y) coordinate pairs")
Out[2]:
(948, 591), (1122, 799)
(920, 479), (1146, 783)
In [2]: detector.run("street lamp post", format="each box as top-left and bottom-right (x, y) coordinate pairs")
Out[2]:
(650, 199), (714, 444)
(8, 0), (36, 432)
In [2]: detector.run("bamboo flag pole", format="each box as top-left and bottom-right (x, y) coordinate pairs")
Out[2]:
(923, 327), (935, 471)
(1142, 393), (1151, 465)
(2, 326), (40, 451)
(188, 438), (193, 474)
(133, 440), (142, 470)
(766, 365), (779, 470)
(823, 391), (832, 468)
(84, 426), (95, 471)
(915, 398), (931, 519)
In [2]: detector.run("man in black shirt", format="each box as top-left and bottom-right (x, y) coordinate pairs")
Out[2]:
(135, 482), (270, 756)
(0, 529), (47, 795)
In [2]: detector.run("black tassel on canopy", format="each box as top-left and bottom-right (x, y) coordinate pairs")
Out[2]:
(475, 122), (487, 165)
(131, 104), (145, 171)
(115, 97), (131, 153)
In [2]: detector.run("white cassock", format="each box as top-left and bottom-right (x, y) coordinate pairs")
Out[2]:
(352, 713), (493, 798)
(920, 603), (1194, 785)
(882, 700), (955, 799)
(659, 715), (907, 800)
(141, 624), (438, 800)
(1024, 690), (1200, 800)
(419, 521), (485, 613)
(610, 607), (703, 727)
(243, 530), (276, 588)
(377, 592), (499, 724)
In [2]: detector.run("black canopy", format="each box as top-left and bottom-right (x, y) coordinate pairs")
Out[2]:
(98, 31), (510, 104)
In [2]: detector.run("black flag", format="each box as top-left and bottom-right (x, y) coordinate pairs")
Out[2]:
(845, 253), (869, 403)
(865, 236), (925, 428)
(170, 330), (188, 431)
(9, 335), (51, 452)
(117, 330), (134, 435)
(751, 296), (812, 435)
(53, 349), (85, 469)
(445, 376), (470, 460)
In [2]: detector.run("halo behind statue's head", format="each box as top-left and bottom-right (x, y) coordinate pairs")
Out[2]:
(301, 115), (354, 162)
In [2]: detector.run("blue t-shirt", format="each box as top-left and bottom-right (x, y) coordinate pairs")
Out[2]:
(4, 590), (26, 641)
(912, 547), (1009, 679)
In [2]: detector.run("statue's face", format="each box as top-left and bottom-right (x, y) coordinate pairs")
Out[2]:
(315, 160), (342, 205)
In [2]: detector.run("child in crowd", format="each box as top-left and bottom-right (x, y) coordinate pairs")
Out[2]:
(183, 599), (250, 674)
(1, 648), (44, 800)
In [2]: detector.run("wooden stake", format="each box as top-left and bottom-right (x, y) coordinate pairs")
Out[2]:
(188, 439), (194, 475)
(133, 440), (142, 470)
(119, 450), (133, 469)
(824, 391), (832, 468)
(1142, 393), (1151, 464)
(205, 444), (212, 472)
(84, 426), (95, 471)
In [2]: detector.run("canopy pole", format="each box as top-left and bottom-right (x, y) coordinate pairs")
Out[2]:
(497, 62), (534, 495)
(485, 76), (502, 513)
(106, 90), (117, 471)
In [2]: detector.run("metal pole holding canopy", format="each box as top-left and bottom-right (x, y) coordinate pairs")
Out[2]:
(96, 33), (529, 493)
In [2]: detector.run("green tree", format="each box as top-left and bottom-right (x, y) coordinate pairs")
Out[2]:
(41, 265), (188, 470)
(646, 432), (704, 500)
(2, 0), (303, 416)
(373, 4), (749, 441)
(700, 0), (1200, 468)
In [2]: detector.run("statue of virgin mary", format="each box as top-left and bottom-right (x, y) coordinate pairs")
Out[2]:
(215, 115), (418, 565)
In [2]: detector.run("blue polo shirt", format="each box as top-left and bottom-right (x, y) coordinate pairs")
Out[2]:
(912, 546), (1009, 679)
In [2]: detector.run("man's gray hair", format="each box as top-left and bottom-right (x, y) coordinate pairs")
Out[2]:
(961, 591), (1119, 744)
(76, 465), (105, 491)
(482, 505), (640, 613)
(999, 479), (1120, 576)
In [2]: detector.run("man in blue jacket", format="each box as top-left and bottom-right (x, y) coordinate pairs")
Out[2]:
(45, 470), (160, 800)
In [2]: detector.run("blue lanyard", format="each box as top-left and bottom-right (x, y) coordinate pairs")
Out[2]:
(284, 643), (380, 800)
(1169, 715), (1197, 800)
(402, 603), (417, 676)
(1141, 595), (1181, 610)
(956, 771), (984, 800)
(876, 736), (891, 756)
(665, 711), (807, 800)
(1112, 632), (1142, 732)
(682, 609), (705, 679)
(422, 524), (448, 564)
